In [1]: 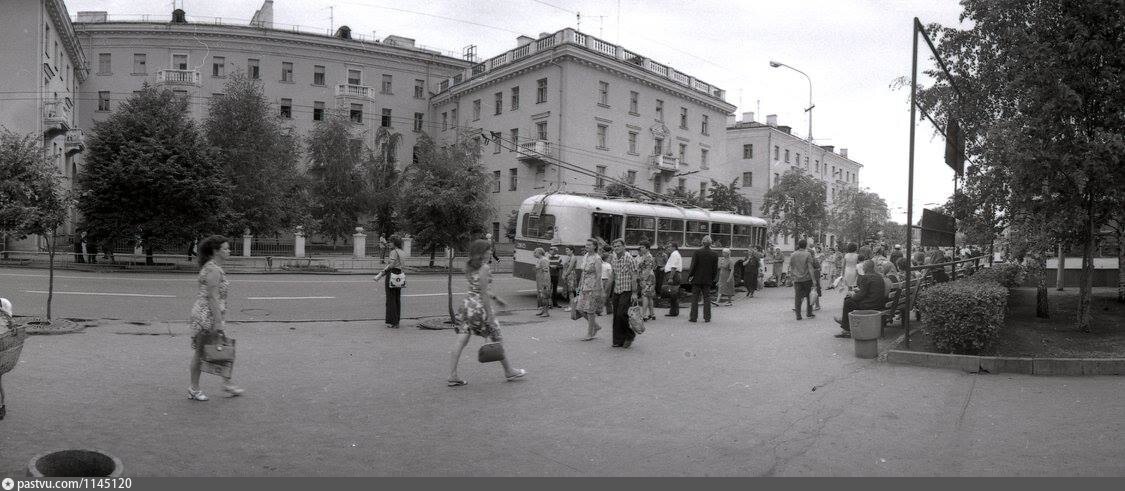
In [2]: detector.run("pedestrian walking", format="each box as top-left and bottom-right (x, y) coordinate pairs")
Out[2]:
(608, 239), (640, 348)
(560, 247), (577, 312)
(769, 247), (784, 283)
(843, 243), (859, 289)
(187, 235), (244, 401)
(600, 250), (614, 316)
(663, 242), (683, 317)
(653, 244), (668, 307)
(688, 236), (719, 323)
(533, 247), (551, 317)
(448, 239), (527, 387)
(744, 247), (761, 297)
(485, 233), (501, 264)
(636, 239), (657, 320)
(575, 238), (605, 340)
(547, 246), (562, 308)
(717, 248), (735, 306)
(811, 247), (823, 311)
(789, 239), (816, 320)
(374, 236), (406, 329)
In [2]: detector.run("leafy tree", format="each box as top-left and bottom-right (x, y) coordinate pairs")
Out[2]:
(0, 129), (69, 319)
(828, 186), (889, 247)
(205, 73), (309, 237)
(760, 169), (827, 242)
(364, 126), (404, 239)
(604, 174), (636, 199)
(78, 86), (231, 264)
(920, 0), (1125, 331)
(400, 135), (493, 322)
(706, 177), (750, 214)
(662, 186), (704, 207)
(504, 209), (518, 242)
(306, 114), (368, 242)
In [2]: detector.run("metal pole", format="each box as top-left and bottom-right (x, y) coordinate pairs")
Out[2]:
(904, 19), (920, 349)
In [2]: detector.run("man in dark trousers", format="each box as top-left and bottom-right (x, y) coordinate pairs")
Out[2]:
(547, 246), (562, 308)
(833, 259), (887, 338)
(73, 231), (87, 263)
(608, 238), (641, 348)
(788, 239), (816, 320)
(688, 235), (719, 323)
(744, 246), (761, 297)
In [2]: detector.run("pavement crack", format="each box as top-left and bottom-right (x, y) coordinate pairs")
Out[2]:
(956, 374), (978, 430)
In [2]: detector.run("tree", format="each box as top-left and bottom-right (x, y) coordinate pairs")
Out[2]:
(400, 135), (493, 322)
(306, 114), (368, 242)
(707, 178), (751, 214)
(504, 209), (518, 242)
(78, 86), (231, 264)
(828, 187), (889, 247)
(604, 174), (636, 199)
(662, 186), (704, 207)
(760, 169), (827, 242)
(364, 126), (404, 239)
(205, 73), (309, 237)
(920, 0), (1125, 331)
(0, 129), (69, 320)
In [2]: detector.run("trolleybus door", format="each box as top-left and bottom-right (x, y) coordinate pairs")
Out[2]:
(591, 213), (623, 243)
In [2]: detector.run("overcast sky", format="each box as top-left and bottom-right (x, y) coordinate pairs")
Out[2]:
(64, 0), (970, 225)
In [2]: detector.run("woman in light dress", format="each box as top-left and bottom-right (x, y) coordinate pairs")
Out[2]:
(843, 242), (860, 289)
(187, 235), (244, 402)
(717, 248), (735, 306)
(636, 239), (657, 320)
(574, 238), (605, 340)
(448, 239), (526, 387)
(533, 247), (551, 317)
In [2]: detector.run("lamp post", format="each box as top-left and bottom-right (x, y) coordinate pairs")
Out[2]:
(769, 60), (814, 173)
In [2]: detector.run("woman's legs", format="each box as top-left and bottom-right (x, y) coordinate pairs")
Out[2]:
(448, 332), (472, 381)
(189, 351), (202, 390)
(583, 311), (600, 340)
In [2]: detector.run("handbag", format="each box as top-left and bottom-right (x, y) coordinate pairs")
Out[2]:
(478, 342), (505, 363)
(570, 293), (582, 320)
(661, 271), (681, 298)
(627, 301), (645, 334)
(201, 330), (236, 362)
(388, 268), (406, 289)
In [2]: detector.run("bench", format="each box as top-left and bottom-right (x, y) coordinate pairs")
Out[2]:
(878, 273), (931, 335)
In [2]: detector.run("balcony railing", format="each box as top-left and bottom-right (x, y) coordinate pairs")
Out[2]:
(335, 83), (375, 100)
(156, 69), (201, 86)
(517, 140), (554, 163)
(651, 154), (680, 172)
(43, 99), (72, 129)
(64, 129), (85, 153)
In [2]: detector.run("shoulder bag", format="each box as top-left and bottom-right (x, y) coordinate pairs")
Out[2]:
(478, 342), (505, 363)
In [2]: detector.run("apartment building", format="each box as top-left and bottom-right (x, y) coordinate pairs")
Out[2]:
(0, 0), (89, 241)
(724, 112), (862, 250)
(428, 28), (736, 239)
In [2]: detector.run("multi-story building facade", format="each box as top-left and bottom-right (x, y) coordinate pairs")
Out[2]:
(723, 113), (862, 250)
(0, 0), (89, 242)
(428, 28), (736, 240)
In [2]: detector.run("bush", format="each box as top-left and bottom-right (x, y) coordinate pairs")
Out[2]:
(965, 262), (1024, 288)
(916, 280), (1009, 354)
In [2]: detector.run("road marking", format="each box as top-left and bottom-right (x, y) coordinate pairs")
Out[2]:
(404, 289), (537, 298)
(23, 290), (176, 298)
(246, 296), (336, 300)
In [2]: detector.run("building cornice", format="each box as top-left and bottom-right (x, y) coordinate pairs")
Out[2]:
(47, 0), (89, 82)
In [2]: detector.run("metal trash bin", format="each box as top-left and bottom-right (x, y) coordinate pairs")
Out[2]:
(848, 309), (882, 359)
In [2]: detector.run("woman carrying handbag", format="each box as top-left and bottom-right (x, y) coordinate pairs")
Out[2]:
(447, 239), (527, 387)
(374, 236), (406, 329)
(187, 236), (244, 401)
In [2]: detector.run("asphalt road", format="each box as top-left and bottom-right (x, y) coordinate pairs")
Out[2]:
(0, 267), (543, 323)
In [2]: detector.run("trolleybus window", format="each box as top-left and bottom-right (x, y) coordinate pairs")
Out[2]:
(521, 213), (556, 240)
(685, 220), (709, 247)
(732, 224), (754, 249)
(710, 223), (732, 248)
(624, 216), (657, 246)
(657, 218), (684, 247)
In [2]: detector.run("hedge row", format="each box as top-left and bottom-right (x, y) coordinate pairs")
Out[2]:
(916, 264), (1018, 354)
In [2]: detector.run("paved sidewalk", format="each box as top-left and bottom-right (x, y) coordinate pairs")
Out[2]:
(1, 286), (1123, 476)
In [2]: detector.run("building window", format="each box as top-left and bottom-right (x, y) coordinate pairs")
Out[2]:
(629, 91), (639, 114)
(627, 131), (638, 154)
(313, 101), (325, 121)
(381, 108), (392, 128)
(494, 135), (501, 154)
(98, 53), (110, 74)
(743, 144), (754, 159)
(536, 78), (547, 103)
(596, 125), (608, 150)
(774, 145), (780, 161)
(784, 149), (790, 163)
(44, 23), (49, 56)
(655, 99), (664, 121)
(97, 91), (110, 111)
(381, 74), (393, 94)
(679, 107), (688, 129)
(313, 65), (325, 85)
(413, 112), (424, 132)
(494, 92), (503, 115)
(595, 165), (607, 189)
(54, 41), (59, 69)
(654, 176), (662, 194)
(509, 168), (518, 191)
(804, 156), (809, 169)
(654, 138), (664, 156)
(172, 54), (188, 70)
(536, 121), (548, 141)
(742, 172), (753, 187)
(598, 81), (609, 106)
(442, 112), (448, 131)
(700, 148), (709, 169)
(414, 79), (425, 99)
(350, 103), (363, 124)
(510, 128), (519, 150)
(678, 143), (687, 163)
(493, 171), (501, 193)
(472, 99), (481, 121)
(347, 69), (361, 85)
(281, 62), (293, 82)
(279, 98), (292, 118)
(700, 181), (708, 197)
(133, 54), (146, 74)
(678, 178), (686, 191)
(796, 152), (801, 166)
(450, 108), (457, 129)
(774, 173), (780, 186)
(627, 170), (637, 185)
(701, 115), (709, 135)
(815, 160), (820, 173)
(211, 56), (226, 77)
(248, 59), (260, 79)
(511, 86), (520, 111)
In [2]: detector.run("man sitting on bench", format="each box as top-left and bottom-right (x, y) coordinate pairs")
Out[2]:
(833, 259), (886, 338)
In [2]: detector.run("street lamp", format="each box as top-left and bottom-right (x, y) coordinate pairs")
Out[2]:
(769, 60), (814, 172)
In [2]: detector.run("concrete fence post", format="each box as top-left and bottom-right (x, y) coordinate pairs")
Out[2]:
(353, 227), (366, 258)
(294, 226), (306, 258)
(402, 235), (413, 257)
(242, 228), (252, 257)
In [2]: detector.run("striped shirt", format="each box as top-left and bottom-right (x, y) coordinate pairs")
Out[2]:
(611, 251), (639, 294)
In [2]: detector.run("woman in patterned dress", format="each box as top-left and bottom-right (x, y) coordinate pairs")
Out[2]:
(448, 239), (526, 387)
(187, 235), (243, 401)
(637, 239), (657, 320)
(574, 238), (604, 340)
(533, 248), (551, 317)
(717, 248), (735, 306)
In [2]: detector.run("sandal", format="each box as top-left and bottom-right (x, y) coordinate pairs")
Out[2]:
(505, 369), (527, 381)
(222, 384), (245, 396)
(188, 388), (209, 401)
(447, 379), (468, 387)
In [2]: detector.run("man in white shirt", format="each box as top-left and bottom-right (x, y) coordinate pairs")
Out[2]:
(664, 242), (683, 317)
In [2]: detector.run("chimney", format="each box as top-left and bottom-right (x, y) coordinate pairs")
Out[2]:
(250, 0), (273, 29)
(741, 112), (755, 123)
(821, 145), (835, 153)
(335, 25), (352, 39)
(539, 32), (552, 39)
(384, 35), (416, 47)
(517, 35), (534, 47)
(840, 148), (848, 158)
(171, 8), (187, 23)
(77, 11), (108, 22)
(726, 115), (736, 126)
(766, 114), (778, 127)
(777, 125), (792, 135)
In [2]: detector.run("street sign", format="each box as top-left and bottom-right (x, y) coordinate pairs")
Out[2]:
(918, 208), (955, 247)
(945, 119), (965, 176)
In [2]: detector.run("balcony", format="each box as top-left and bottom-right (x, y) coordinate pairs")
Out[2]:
(64, 129), (85, 155)
(156, 69), (201, 86)
(651, 154), (681, 172)
(43, 98), (72, 135)
(516, 140), (554, 165)
(335, 83), (375, 101)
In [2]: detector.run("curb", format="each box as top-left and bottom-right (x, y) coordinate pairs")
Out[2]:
(0, 262), (515, 276)
(886, 349), (1125, 376)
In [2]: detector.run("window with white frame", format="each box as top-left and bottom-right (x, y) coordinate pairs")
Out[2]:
(595, 165), (607, 189)
(493, 171), (501, 193)
(510, 128), (519, 151)
(628, 131), (638, 154)
(472, 99), (481, 121)
(313, 65), (325, 85)
(700, 148), (709, 169)
(701, 115), (709, 135)
(511, 86), (520, 110)
(536, 78), (547, 103)
(494, 92), (503, 115)
(509, 168), (518, 191)
(596, 124), (608, 150)
(248, 59), (260, 79)
(413, 112), (423, 132)
(279, 98), (292, 118)
(598, 81), (609, 106)
(347, 69), (361, 85)
(415, 79), (425, 98)
(350, 103), (363, 124)
(97, 91), (110, 111)
(98, 53), (110, 74)
(313, 101), (325, 121)
(679, 107), (688, 129)
(743, 144), (753, 159)
(536, 121), (548, 141)
(281, 62), (294, 82)
(629, 91), (638, 114)
(132, 53), (146, 74)
(212, 56), (225, 77)
(381, 74), (393, 94)
(742, 172), (753, 187)
(678, 143), (687, 163)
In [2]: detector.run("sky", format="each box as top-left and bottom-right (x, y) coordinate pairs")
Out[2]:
(63, 0), (970, 225)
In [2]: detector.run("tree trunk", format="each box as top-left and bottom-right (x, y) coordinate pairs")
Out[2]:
(2, 232), (9, 260)
(1036, 253), (1050, 319)
(1056, 242), (1066, 291)
(1076, 208), (1095, 333)
(145, 247), (155, 266)
(428, 246), (436, 268)
(447, 247), (455, 324)
(1117, 228), (1124, 303)
(47, 232), (56, 321)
